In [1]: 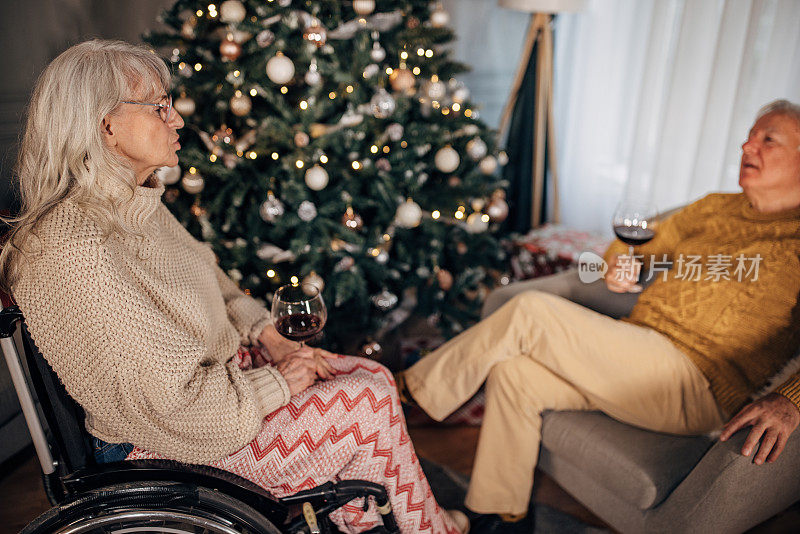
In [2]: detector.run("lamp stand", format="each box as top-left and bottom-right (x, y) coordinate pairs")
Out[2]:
(498, 13), (560, 227)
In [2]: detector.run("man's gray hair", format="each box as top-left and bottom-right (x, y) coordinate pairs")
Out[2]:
(756, 99), (800, 130)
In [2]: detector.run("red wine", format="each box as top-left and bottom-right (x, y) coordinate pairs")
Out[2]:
(614, 225), (655, 246)
(275, 313), (323, 342)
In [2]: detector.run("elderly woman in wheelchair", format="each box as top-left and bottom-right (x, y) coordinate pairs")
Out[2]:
(0, 39), (466, 534)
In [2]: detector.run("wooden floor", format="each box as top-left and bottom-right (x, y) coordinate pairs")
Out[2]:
(1, 425), (800, 533)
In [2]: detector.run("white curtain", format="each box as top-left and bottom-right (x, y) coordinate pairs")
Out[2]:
(553, 0), (800, 234)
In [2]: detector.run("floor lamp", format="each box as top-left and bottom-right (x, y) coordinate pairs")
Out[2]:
(498, 0), (586, 227)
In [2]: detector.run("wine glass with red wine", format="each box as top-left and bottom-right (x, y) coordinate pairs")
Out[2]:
(271, 283), (327, 348)
(612, 201), (658, 291)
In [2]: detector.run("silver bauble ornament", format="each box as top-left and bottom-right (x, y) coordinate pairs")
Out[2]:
(425, 80), (447, 100)
(466, 137), (488, 160)
(370, 88), (396, 119)
(181, 172), (204, 194)
(431, 4), (450, 28)
(156, 165), (181, 185)
(479, 156), (498, 175)
(371, 289), (398, 311)
(256, 30), (275, 48)
(387, 123), (404, 141)
(230, 93), (252, 116)
(297, 200), (317, 221)
(395, 199), (422, 228)
(219, 0), (246, 23)
(305, 61), (321, 86)
(259, 193), (285, 222)
(465, 212), (489, 233)
(363, 63), (380, 78)
(370, 42), (386, 62)
(173, 95), (196, 116)
(434, 146), (460, 173)
(266, 53), (295, 84)
(303, 271), (325, 293)
(353, 0), (376, 15)
(304, 165), (329, 191)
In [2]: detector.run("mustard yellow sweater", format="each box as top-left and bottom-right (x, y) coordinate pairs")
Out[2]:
(13, 183), (290, 463)
(606, 193), (800, 415)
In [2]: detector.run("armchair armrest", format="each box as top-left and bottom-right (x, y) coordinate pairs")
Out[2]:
(481, 269), (641, 320)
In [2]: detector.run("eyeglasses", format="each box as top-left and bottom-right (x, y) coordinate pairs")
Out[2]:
(121, 95), (173, 123)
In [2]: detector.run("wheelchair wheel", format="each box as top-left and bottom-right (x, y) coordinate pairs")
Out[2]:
(21, 481), (283, 534)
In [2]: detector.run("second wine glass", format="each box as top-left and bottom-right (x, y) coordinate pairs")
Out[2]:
(271, 283), (327, 348)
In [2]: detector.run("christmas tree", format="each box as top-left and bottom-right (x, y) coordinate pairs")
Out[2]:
(146, 0), (511, 353)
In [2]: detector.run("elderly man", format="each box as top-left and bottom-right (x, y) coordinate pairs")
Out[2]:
(397, 100), (800, 533)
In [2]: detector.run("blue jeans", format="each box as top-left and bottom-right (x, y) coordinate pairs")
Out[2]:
(92, 436), (134, 463)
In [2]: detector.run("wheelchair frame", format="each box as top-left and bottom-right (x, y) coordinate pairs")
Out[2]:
(0, 296), (399, 534)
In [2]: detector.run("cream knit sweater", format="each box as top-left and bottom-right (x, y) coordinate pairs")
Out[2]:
(13, 183), (290, 463)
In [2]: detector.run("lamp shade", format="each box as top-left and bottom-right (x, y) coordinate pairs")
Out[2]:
(498, 0), (586, 13)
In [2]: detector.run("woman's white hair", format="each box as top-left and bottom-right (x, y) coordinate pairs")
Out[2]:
(1, 39), (171, 291)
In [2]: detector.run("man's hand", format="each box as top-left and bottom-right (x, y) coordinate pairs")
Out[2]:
(605, 254), (643, 293)
(719, 393), (800, 465)
(275, 349), (317, 396)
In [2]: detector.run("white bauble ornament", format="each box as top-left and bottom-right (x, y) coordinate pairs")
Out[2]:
(370, 88), (396, 119)
(497, 151), (509, 166)
(453, 86), (470, 104)
(305, 61), (321, 86)
(387, 123), (404, 141)
(431, 4), (450, 27)
(156, 165), (181, 185)
(260, 193), (285, 222)
(173, 95), (196, 116)
(425, 80), (447, 100)
(303, 271), (325, 293)
(465, 213), (489, 233)
(466, 137), (488, 160)
(479, 156), (498, 175)
(230, 93), (252, 116)
(487, 196), (509, 222)
(370, 42), (386, 62)
(219, 0), (246, 23)
(181, 172), (204, 194)
(266, 53), (295, 84)
(434, 146), (460, 173)
(395, 199), (422, 228)
(304, 165), (329, 191)
(363, 63), (380, 78)
(297, 200), (317, 221)
(353, 0), (376, 15)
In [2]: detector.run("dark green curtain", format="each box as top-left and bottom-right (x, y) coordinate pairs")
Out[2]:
(502, 37), (548, 234)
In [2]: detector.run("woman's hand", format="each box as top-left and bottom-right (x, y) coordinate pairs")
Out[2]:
(275, 349), (318, 396)
(258, 324), (300, 364)
(311, 347), (340, 380)
(605, 254), (643, 293)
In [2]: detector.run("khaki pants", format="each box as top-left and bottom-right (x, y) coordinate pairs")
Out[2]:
(404, 290), (724, 515)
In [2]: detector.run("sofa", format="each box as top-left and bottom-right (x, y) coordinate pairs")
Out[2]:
(482, 269), (800, 533)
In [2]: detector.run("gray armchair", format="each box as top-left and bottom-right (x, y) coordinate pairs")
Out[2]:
(482, 269), (800, 533)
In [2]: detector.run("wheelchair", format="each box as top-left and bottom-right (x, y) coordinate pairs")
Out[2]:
(0, 293), (399, 534)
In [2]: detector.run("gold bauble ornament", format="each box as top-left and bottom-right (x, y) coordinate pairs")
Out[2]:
(303, 24), (327, 48)
(487, 191), (509, 222)
(431, 4), (450, 28)
(342, 206), (363, 230)
(294, 131), (310, 147)
(436, 268), (454, 291)
(219, 36), (242, 61)
(353, 0), (376, 15)
(181, 172), (205, 194)
(229, 92), (252, 116)
(173, 95), (196, 116)
(389, 68), (416, 92)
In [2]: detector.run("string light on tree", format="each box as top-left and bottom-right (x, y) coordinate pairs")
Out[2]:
(303, 23), (327, 48)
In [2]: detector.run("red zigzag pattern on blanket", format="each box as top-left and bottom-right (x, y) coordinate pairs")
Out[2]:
(257, 364), (435, 531)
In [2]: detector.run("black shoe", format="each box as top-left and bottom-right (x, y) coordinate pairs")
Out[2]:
(468, 513), (533, 534)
